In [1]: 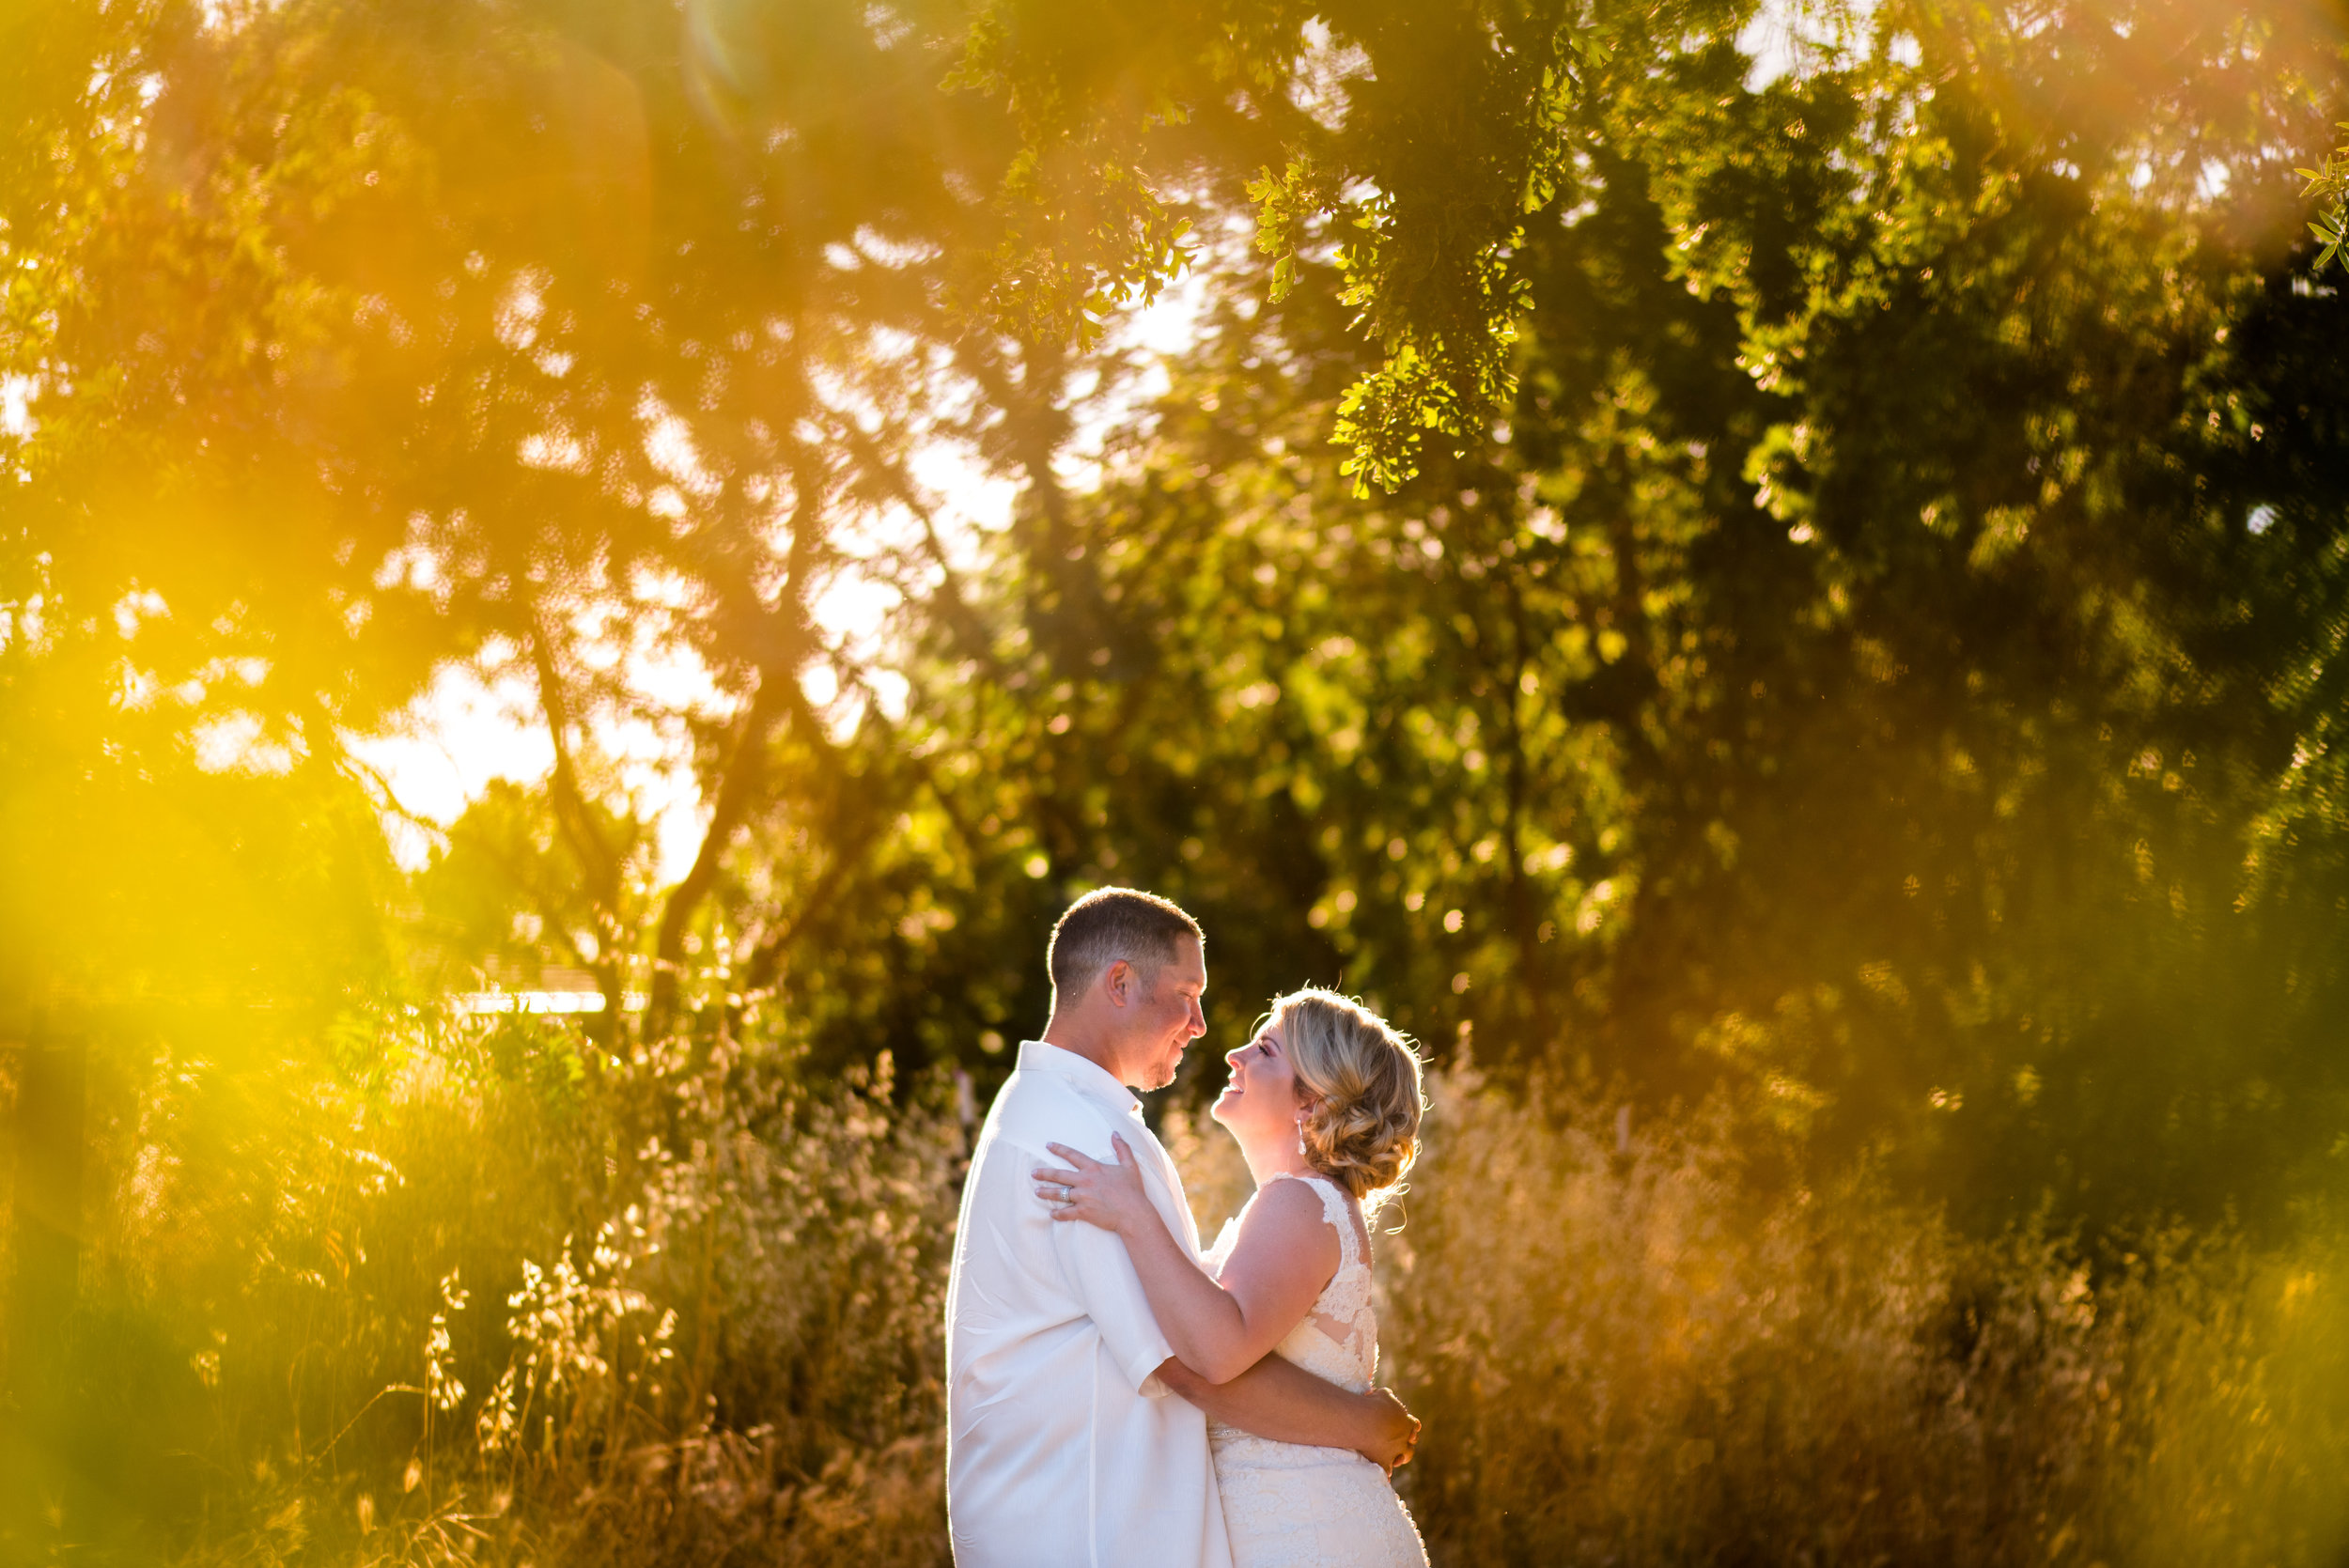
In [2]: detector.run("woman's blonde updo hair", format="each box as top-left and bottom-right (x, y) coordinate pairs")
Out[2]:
(1273, 988), (1427, 1211)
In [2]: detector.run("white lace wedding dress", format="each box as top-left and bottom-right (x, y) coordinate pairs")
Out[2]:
(1203, 1172), (1429, 1568)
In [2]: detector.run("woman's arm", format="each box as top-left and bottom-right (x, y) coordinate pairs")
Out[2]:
(1036, 1138), (1336, 1385)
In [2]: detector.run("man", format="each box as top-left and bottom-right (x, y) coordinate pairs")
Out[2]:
(945, 887), (1421, 1568)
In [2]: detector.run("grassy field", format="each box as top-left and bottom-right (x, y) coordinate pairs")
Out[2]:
(6, 1015), (2345, 1566)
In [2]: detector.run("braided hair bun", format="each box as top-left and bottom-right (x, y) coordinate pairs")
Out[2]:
(1276, 989), (1427, 1212)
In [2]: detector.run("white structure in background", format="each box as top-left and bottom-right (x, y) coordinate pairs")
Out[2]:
(454, 963), (645, 1016)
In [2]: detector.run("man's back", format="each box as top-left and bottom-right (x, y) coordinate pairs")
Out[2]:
(944, 1042), (1232, 1568)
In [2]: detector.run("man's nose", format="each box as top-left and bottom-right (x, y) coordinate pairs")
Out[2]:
(1188, 999), (1206, 1038)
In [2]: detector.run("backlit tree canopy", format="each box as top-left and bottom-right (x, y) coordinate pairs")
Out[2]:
(2, 0), (2346, 1233)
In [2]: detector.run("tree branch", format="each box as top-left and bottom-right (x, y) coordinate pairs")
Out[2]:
(637, 466), (833, 1040)
(833, 417), (1004, 679)
(639, 663), (798, 1039)
(528, 613), (629, 1020)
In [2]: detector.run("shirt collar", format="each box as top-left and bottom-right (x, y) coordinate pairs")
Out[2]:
(1017, 1040), (1146, 1119)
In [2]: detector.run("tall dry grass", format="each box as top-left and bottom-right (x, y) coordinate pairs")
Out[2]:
(1362, 1060), (2349, 1567)
(8, 1014), (963, 1566)
(8, 1024), (2346, 1565)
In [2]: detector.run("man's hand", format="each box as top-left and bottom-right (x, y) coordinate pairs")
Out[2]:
(1361, 1386), (1422, 1475)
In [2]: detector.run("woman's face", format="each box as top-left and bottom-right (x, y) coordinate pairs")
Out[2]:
(1212, 1017), (1309, 1141)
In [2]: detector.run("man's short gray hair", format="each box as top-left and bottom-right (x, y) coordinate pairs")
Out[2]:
(1048, 888), (1204, 1004)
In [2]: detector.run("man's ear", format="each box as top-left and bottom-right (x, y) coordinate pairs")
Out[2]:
(1102, 958), (1132, 1009)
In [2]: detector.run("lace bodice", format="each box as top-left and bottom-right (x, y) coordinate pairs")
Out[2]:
(1203, 1172), (1378, 1394)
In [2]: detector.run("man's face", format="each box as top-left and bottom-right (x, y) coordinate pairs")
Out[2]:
(1121, 936), (1206, 1091)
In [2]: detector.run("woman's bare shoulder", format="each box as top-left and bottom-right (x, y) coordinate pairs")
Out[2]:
(1225, 1175), (1343, 1275)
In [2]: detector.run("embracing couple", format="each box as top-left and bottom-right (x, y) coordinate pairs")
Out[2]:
(945, 887), (1430, 1568)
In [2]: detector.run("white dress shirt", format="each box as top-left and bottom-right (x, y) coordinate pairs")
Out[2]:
(945, 1041), (1234, 1568)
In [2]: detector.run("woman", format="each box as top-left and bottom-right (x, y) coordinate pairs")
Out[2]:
(1033, 987), (1430, 1568)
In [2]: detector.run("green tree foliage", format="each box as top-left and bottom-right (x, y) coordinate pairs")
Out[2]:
(957, 0), (1665, 489)
(8, 0), (1640, 1027)
(2304, 121), (2349, 266)
(837, 0), (2349, 1236)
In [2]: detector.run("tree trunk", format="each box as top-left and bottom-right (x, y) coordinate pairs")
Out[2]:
(4, 996), (86, 1534)
(7, 1001), (85, 1388)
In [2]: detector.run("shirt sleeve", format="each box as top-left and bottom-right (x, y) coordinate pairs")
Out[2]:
(1044, 1146), (1178, 1396)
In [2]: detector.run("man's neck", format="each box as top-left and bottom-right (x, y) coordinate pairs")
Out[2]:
(1039, 1014), (1133, 1088)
